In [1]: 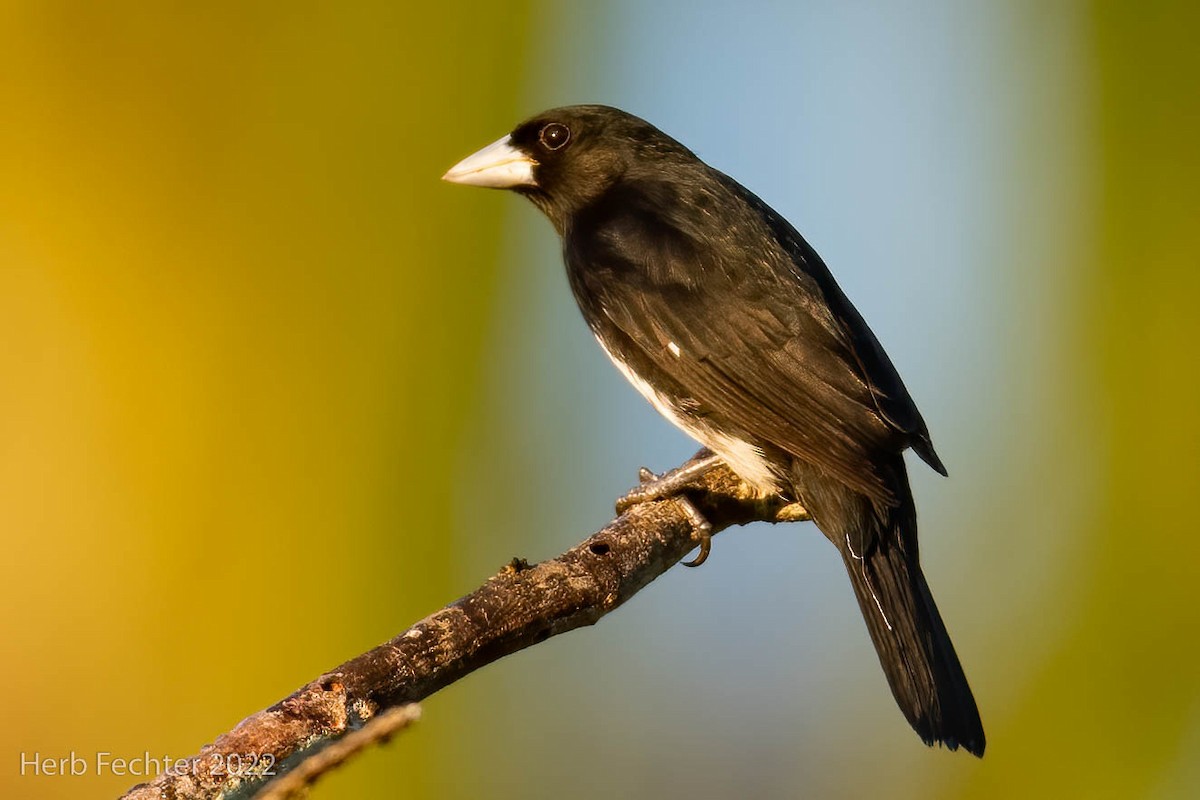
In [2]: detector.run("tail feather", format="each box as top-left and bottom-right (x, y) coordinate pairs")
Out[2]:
(798, 458), (985, 756)
(839, 532), (985, 755)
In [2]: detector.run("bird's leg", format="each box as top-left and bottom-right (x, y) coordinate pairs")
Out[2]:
(617, 450), (721, 567)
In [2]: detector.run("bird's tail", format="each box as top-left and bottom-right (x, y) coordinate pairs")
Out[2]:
(805, 462), (985, 756)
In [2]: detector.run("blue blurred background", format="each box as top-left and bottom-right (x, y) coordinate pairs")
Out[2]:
(3, 2), (1198, 798)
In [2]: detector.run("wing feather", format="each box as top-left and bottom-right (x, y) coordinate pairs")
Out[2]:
(566, 176), (941, 505)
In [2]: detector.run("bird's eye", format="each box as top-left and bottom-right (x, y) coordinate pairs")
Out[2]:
(538, 122), (571, 151)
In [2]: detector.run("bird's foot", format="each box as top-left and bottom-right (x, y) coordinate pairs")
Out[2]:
(616, 453), (722, 567)
(615, 452), (722, 513)
(675, 497), (713, 567)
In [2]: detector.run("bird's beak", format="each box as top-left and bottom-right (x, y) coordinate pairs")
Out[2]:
(442, 136), (537, 189)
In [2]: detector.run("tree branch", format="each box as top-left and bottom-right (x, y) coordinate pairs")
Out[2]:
(119, 456), (807, 800)
(252, 704), (421, 800)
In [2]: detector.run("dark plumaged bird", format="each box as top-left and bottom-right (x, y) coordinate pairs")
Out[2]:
(443, 105), (985, 756)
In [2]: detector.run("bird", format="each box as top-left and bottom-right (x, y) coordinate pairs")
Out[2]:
(442, 105), (984, 756)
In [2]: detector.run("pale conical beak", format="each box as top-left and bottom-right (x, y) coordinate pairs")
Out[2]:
(442, 136), (537, 189)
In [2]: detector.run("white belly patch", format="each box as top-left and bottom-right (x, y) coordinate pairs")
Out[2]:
(594, 335), (782, 495)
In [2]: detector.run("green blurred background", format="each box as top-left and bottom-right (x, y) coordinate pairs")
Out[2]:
(2, 2), (1197, 798)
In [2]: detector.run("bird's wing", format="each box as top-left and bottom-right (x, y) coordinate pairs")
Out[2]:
(570, 204), (910, 505)
(726, 179), (947, 477)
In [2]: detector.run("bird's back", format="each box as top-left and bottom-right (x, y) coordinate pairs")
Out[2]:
(564, 166), (943, 500)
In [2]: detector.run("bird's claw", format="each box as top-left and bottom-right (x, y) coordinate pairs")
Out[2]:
(615, 456), (722, 567)
(617, 468), (665, 513)
(615, 454), (723, 515)
(677, 496), (713, 567)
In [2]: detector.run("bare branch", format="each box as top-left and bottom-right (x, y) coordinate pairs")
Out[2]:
(252, 704), (421, 800)
(118, 456), (806, 800)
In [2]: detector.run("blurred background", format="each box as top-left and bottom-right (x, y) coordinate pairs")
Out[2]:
(2, 1), (1198, 798)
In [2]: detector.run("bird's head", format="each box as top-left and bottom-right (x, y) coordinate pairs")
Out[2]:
(442, 105), (696, 232)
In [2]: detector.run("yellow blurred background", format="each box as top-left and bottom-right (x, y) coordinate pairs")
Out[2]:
(1, 2), (1198, 799)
